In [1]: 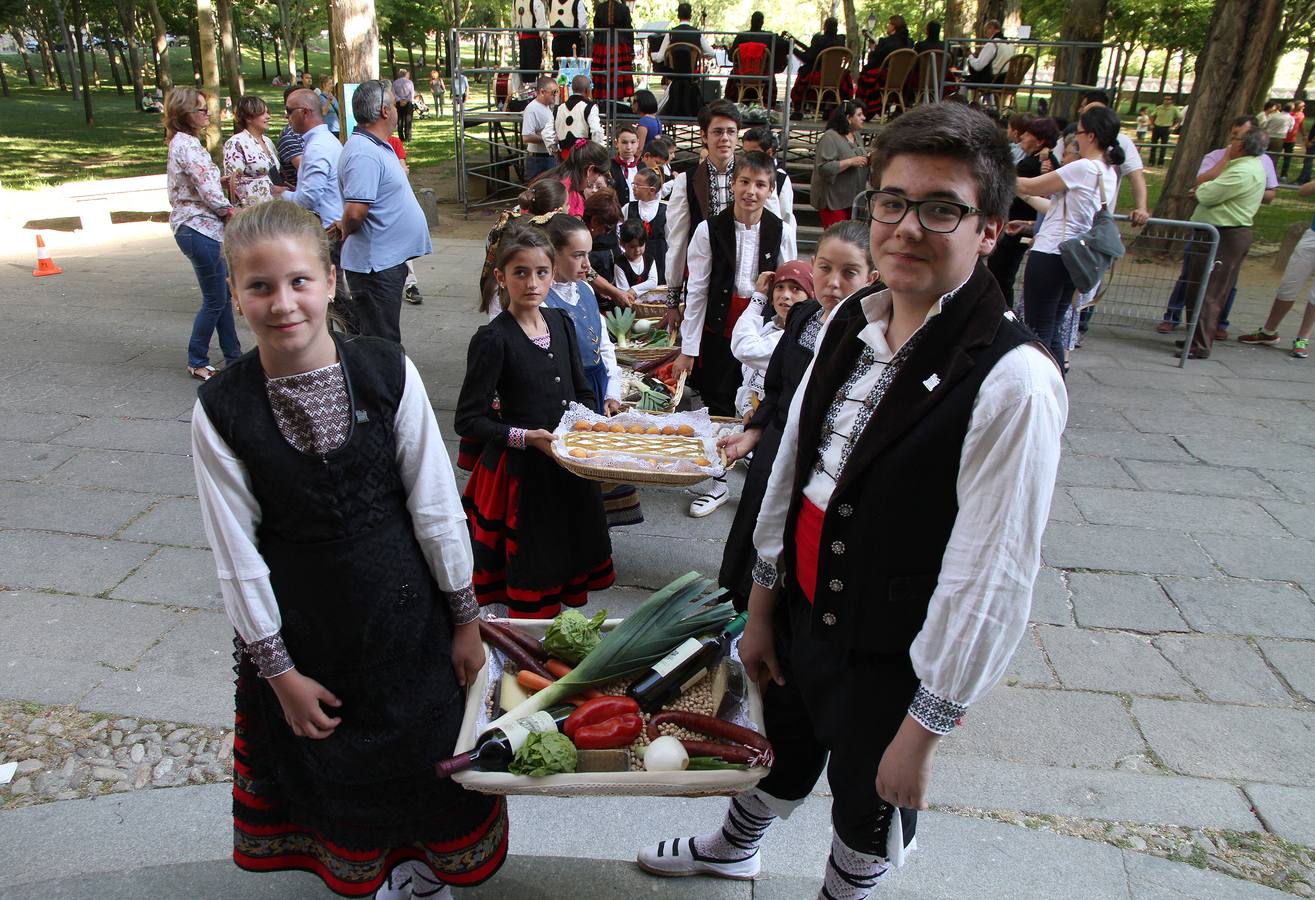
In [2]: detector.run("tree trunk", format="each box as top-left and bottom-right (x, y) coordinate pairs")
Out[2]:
(102, 20), (124, 93)
(273, 36), (283, 77)
(331, 0), (379, 86)
(1174, 48), (1187, 97)
(41, 17), (67, 90)
(1131, 45), (1150, 111)
(275, 0), (296, 77)
(145, 0), (171, 92)
(30, 19), (57, 86)
(0, 52), (8, 97)
(1050, 0), (1108, 122)
(1249, 25), (1286, 110)
(85, 21), (99, 86)
(112, 0), (145, 109)
(406, 43), (416, 70)
(1154, 0), (1285, 221)
(386, 33), (395, 70)
(1155, 47), (1173, 96)
(301, 35), (308, 74)
(52, 0), (81, 101)
(1296, 40), (1315, 101)
(841, 0), (859, 59)
(419, 37), (425, 67)
(216, 0), (243, 107)
(197, 0), (222, 152)
(11, 28), (39, 85)
(943, 0), (973, 39)
(977, 0), (1021, 36)
(258, 32), (267, 79)
(71, 2), (93, 122)
(326, 1), (336, 75)
(189, 19), (202, 83)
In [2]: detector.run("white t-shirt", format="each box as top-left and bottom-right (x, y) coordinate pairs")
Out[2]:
(1116, 133), (1143, 177)
(1031, 158), (1118, 256)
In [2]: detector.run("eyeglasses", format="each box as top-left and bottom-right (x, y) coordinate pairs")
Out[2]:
(284, 106), (306, 116)
(866, 190), (983, 234)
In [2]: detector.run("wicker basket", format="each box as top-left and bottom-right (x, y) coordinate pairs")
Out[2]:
(555, 450), (709, 486)
(451, 618), (769, 797)
(632, 300), (681, 319)
(614, 344), (679, 366)
(621, 369), (686, 412)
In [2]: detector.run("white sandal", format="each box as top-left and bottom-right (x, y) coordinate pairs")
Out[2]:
(689, 486), (729, 518)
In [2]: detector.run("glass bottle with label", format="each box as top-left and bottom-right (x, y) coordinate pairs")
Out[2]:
(626, 611), (749, 713)
(435, 704), (575, 777)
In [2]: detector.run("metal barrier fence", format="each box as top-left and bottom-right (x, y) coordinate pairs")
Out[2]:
(1076, 215), (1219, 368)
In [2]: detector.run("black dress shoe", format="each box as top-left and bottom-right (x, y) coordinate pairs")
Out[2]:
(404, 285), (423, 305)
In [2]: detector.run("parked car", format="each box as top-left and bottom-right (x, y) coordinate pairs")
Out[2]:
(24, 38), (37, 52)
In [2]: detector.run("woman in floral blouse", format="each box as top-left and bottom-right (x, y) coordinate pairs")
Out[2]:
(222, 95), (281, 209)
(166, 87), (239, 382)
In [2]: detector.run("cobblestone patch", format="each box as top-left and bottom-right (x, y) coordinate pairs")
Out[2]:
(940, 804), (1315, 897)
(0, 701), (232, 810)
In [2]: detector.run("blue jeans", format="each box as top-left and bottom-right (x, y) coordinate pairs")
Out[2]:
(526, 153), (556, 181)
(175, 225), (240, 368)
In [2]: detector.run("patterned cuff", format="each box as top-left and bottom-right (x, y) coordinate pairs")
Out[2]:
(245, 633), (294, 679)
(907, 683), (967, 735)
(751, 556), (779, 589)
(448, 585), (480, 625)
(507, 427), (527, 450)
(665, 286), (682, 308)
(749, 291), (767, 304)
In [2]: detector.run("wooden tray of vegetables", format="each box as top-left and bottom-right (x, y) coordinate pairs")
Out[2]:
(447, 573), (771, 797)
(607, 307), (679, 366)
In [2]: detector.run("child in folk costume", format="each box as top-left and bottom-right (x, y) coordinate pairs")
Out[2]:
(613, 219), (661, 295)
(741, 127), (796, 251)
(582, 188), (626, 299)
(542, 212), (645, 527)
(639, 103), (1066, 899)
(731, 260), (813, 420)
(632, 89), (663, 151)
(191, 203), (505, 899)
(718, 222), (876, 606)
(642, 138), (676, 200)
(622, 167), (668, 281)
(611, 124), (642, 200)
(457, 224), (615, 617)
(590, 0), (635, 100)
(675, 150), (796, 517)
(478, 180), (569, 320)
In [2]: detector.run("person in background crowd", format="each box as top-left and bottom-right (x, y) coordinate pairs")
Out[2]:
(299, 70), (313, 91)
(854, 14), (913, 119)
(1237, 180), (1315, 358)
(632, 89), (663, 150)
(523, 76), (561, 181)
(639, 102), (1065, 899)
(613, 219), (661, 294)
(730, 260), (812, 422)
(1283, 101), (1306, 181)
(1148, 94), (1181, 166)
(622, 166), (667, 277)
(643, 137), (675, 199)
(582, 187), (625, 290)
(1263, 102), (1295, 163)
(275, 88), (348, 308)
(1016, 105), (1124, 369)
(811, 101), (870, 228)
(276, 85), (305, 190)
(788, 17), (848, 115)
(550, 0), (590, 60)
(430, 68), (447, 117)
(317, 75), (340, 136)
(913, 20), (942, 53)
(990, 116), (1060, 307)
(650, 1), (715, 115)
(164, 87), (238, 382)
(965, 19), (1014, 85)
(726, 11), (790, 106)
(386, 133), (425, 306)
(1158, 115), (1278, 336)
(1136, 107), (1151, 145)
(336, 79), (432, 342)
(1079, 92), (1150, 226)
(555, 74), (606, 155)
(1175, 126), (1268, 359)
(610, 124), (641, 202)
(591, 0), (635, 100)
(393, 68), (416, 142)
(743, 127), (796, 247)
(223, 96), (280, 209)
(514, 0), (549, 80)
(478, 179), (571, 318)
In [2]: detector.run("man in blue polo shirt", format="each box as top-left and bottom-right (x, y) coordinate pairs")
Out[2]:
(278, 88), (348, 304)
(336, 78), (432, 342)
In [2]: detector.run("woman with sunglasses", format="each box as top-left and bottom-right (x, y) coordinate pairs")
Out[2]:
(164, 88), (238, 382)
(1015, 105), (1124, 369)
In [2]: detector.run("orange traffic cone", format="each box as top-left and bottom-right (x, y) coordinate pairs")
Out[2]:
(33, 235), (62, 277)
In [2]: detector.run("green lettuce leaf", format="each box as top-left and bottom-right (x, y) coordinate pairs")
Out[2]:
(508, 731), (578, 776)
(543, 608), (608, 665)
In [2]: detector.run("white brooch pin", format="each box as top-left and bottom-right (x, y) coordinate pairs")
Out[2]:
(923, 374), (941, 392)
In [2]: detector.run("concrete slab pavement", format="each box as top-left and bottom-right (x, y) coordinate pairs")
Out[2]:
(2, 224), (1314, 895)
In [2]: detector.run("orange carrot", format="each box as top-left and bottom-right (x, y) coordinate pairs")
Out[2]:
(517, 670), (555, 692)
(545, 659), (573, 678)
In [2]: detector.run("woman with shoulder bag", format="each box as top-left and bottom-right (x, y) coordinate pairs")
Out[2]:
(1016, 105), (1123, 370)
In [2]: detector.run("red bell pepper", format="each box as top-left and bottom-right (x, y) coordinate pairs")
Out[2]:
(562, 696), (640, 740)
(573, 713), (644, 750)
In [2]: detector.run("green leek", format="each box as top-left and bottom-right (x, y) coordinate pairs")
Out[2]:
(487, 572), (733, 730)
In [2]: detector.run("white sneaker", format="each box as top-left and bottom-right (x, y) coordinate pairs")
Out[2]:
(636, 836), (761, 879)
(689, 485), (729, 517)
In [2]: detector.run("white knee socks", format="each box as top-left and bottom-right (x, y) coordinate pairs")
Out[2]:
(819, 831), (889, 900)
(691, 789), (778, 861)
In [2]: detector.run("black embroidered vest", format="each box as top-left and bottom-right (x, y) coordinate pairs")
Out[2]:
(704, 207), (783, 334)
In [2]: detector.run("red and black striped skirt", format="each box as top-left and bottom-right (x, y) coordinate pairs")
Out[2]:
(591, 33), (635, 100)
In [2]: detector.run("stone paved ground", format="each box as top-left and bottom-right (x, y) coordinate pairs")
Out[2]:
(0, 221), (1313, 897)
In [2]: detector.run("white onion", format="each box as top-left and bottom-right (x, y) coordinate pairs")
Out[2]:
(642, 735), (689, 772)
(632, 318), (657, 335)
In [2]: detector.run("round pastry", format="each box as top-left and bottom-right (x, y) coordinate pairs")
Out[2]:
(569, 447), (589, 459)
(695, 457), (712, 467)
(676, 424), (695, 436)
(646, 426), (661, 435)
(592, 422), (611, 433)
(572, 420), (592, 432)
(609, 423), (626, 433)
(661, 424), (678, 435)
(627, 424), (646, 434)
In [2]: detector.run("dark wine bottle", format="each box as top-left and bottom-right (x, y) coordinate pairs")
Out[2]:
(626, 611), (749, 713)
(435, 704), (575, 777)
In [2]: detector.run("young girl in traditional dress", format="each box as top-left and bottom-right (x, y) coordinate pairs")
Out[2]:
(622, 167), (668, 280)
(717, 221), (877, 606)
(192, 202), (506, 899)
(731, 260), (814, 420)
(456, 224), (615, 616)
(613, 219), (661, 295)
(543, 212), (644, 527)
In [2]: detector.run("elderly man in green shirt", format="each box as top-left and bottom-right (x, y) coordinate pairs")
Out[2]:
(1182, 126), (1268, 358)
(1149, 95), (1182, 166)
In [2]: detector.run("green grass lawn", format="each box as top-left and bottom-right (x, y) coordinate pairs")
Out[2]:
(1117, 169), (1311, 246)
(0, 48), (459, 190)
